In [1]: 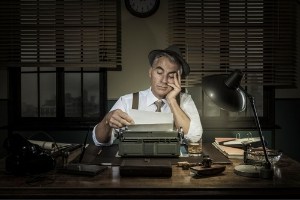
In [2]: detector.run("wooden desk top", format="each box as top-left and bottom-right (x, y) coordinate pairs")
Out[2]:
(0, 144), (300, 199)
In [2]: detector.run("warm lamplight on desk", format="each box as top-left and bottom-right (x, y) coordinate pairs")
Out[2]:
(0, 144), (300, 199)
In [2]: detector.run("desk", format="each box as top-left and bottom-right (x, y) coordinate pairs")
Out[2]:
(0, 144), (300, 199)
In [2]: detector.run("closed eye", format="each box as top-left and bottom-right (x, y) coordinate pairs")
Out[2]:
(169, 74), (175, 79)
(156, 68), (163, 74)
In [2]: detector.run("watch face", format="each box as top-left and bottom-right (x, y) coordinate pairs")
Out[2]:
(125, 0), (160, 18)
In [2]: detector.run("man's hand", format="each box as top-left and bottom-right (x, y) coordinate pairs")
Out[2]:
(166, 70), (181, 101)
(105, 109), (134, 129)
(165, 70), (190, 135)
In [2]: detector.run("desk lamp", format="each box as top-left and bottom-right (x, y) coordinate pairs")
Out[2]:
(202, 69), (273, 179)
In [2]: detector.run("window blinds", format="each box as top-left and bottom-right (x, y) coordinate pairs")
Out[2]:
(0, 0), (121, 69)
(168, 0), (297, 88)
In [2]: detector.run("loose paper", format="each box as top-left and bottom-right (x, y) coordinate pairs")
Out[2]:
(29, 140), (72, 150)
(127, 109), (174, 131)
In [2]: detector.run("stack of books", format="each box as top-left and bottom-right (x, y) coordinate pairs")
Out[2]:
(212, 137), (261, 159)
(212, 139), (243, 159)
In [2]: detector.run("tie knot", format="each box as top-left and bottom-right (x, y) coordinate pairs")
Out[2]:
(154, 100), (164, 112)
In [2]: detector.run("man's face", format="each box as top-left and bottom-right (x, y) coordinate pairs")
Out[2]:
(149, 56), (180, 99)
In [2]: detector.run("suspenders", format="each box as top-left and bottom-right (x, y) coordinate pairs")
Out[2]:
(131, 92), (181, 109)
(132, 92), (139, 110)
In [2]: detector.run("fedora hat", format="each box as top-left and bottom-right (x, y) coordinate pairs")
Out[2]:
(148, 45), (190, 76)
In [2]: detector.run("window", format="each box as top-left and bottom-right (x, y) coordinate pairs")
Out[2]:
(169, 0), (296, 129)
(2, 0), (120, 130)
(10, 67), (107, 130)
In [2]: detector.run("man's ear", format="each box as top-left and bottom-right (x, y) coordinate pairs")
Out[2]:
(148, 67), (152, 78)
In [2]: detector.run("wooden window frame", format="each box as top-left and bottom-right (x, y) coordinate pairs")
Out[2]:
(8, 67), (107, 131)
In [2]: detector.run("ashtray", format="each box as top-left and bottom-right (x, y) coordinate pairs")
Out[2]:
(190, 165), (226, 176)
(247, 148), (282, 165)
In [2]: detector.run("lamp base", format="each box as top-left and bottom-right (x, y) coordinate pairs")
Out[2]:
(234, 164), (261, 178)
(234, 164), (273, 179)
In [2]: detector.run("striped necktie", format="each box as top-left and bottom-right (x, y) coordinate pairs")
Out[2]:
(154, 100), (163, 112)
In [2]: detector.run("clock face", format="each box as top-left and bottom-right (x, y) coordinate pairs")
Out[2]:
(125, 0), (160, 18)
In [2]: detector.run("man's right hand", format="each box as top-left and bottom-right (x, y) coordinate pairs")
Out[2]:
(105, 109), (134, 129)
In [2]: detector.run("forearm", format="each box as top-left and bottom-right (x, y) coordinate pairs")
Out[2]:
(168, 98), (190, 135)
(95, 115), (113, 143)
(95, 109), (133, 144)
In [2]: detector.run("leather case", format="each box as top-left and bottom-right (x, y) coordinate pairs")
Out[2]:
(120, 159), (172, 177)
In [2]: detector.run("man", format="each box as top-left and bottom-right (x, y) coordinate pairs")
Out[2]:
(92, 45), (202, 146)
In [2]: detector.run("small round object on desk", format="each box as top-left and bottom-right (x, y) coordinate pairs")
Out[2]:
(234, 164), (261, 178)
(234, 164), (274, 179)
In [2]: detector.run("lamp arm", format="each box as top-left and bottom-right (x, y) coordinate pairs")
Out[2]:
(239, 87), (272, 169)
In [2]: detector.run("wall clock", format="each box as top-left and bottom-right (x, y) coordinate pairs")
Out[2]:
(125, 0), (160, 18)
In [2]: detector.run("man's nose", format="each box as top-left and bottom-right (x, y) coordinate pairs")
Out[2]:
(162, 74), (168, 83)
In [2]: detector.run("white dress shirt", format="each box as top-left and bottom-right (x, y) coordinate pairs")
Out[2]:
(92, 88), (203, 146)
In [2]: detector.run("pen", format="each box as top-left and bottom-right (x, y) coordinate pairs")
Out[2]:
(97, 149), (102, 155)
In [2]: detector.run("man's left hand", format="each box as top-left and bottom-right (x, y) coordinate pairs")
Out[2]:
(166, 70), (181, 102)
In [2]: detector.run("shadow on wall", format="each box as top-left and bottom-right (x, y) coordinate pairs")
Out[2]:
(275, 99), (300, 162)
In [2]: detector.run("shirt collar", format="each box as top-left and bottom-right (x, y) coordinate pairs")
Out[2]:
(146, 87), (166, 107)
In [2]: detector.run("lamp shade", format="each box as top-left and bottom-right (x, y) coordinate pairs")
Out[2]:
(202, 70), (246, 112)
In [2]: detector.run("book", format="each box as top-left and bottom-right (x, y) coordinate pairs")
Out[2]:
(212, 142), (244, 159)
(215, 137), (261, 148)
(215, 137), (236, 145)
(222, 137), (261, 148)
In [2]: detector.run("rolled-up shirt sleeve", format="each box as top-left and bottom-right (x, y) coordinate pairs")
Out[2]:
(181, 93), (203, 143)
(92, 124), (116, 146)
(92, 96), (129, 146)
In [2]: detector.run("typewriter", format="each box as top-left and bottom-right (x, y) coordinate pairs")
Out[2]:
(115, 127), (184, 157)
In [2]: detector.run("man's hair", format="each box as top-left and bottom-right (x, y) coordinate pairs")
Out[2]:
(151, 52), (183, 75)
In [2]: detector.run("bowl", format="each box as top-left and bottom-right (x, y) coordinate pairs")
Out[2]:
(247, 148), (282, 165)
